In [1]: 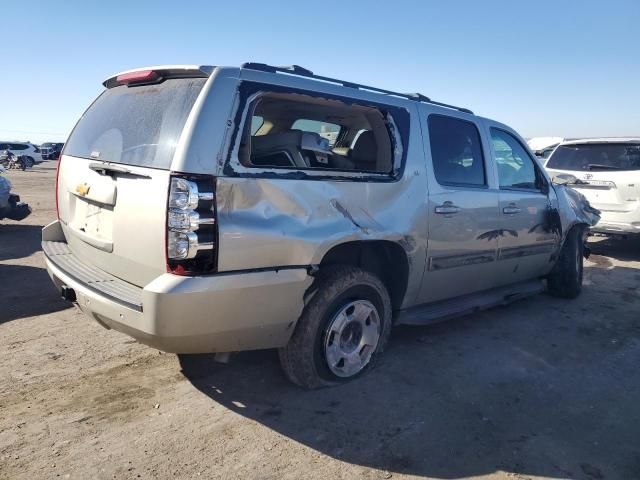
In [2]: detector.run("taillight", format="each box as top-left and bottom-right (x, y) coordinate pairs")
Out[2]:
(166, 174), (217, 275)
(55, 156), (62, 218)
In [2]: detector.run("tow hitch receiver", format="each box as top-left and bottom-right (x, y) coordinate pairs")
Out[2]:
(60, 285), (77, 303)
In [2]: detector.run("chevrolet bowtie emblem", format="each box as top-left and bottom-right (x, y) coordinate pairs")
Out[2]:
(75, 183), (90, 196)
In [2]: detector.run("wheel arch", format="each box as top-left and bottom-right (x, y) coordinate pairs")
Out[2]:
(318, 240), (409, 311)
(561, 222), (590, 253)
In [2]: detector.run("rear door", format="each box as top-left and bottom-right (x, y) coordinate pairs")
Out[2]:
(489, 128), (556, 282)
(57, 73), (208, 287)
(418, 113), (501, 304)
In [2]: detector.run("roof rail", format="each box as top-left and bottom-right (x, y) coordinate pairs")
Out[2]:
(241, 62), (473, 115)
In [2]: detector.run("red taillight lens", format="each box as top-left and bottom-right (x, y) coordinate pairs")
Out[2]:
(55, 156), (62, 218)
(165, 174), (217, 275)
(116, 70), (161, 86)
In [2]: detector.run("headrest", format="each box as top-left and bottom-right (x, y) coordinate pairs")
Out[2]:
(351, 131), (377, 165)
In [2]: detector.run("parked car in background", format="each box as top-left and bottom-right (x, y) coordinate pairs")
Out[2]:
(0, 142), (42, 166)
(527, 137), (564, 161)
(42, 63), (600, 389)
(0, 166), (31, 221)
(40, 142), (65, 160)
(545, 138), (640, 237)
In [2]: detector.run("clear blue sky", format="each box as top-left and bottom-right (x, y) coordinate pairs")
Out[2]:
(1, 0), (639, 144)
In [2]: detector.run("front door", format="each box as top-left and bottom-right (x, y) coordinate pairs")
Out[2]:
(489, 128), (557, 282)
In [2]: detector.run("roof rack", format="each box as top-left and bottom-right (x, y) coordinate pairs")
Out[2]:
(241, 62), (473, 115)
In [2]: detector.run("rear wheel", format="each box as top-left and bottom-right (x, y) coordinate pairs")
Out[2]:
(279, 265), (392, 389)
(22, 156), (34, 169)
(547, 226), (585, 299)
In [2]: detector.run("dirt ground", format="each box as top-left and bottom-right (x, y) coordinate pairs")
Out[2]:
(1, 162), (639, 480)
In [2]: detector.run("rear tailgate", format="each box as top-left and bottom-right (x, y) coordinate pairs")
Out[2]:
(571, 172), (640, 213)
(57, 156), (171, 286)
(57, 71), (208, 287)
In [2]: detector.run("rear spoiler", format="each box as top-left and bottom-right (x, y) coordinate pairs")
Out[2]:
(103, 65), (215, 89)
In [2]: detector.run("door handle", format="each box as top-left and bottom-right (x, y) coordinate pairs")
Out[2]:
(503, 205), (522, 214)
(435, 202), (461, 215)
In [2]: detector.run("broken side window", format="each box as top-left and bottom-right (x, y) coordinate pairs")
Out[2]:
(238, 91), (395, 174)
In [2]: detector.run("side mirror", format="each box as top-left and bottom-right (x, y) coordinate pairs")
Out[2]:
(552, 173), (579, 185)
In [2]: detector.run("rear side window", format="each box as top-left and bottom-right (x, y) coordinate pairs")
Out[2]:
(428, 115), (486, 187)
(238, 91), (397, 174)
(547, 143), (640, 172)
(64, 78), (206, 169)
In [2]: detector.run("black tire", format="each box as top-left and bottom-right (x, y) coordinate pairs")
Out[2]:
(24, 157), (34, 169)
(279, 265), (392, 389)
(547, 226), (585, 299)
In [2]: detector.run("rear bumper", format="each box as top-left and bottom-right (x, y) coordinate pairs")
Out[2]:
(42, 220), (312, 353)
(591, 211), (640, 235)
(592, 223), (640, 235)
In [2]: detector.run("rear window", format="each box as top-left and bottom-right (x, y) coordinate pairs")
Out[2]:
(547, 143), (640, 172)
(64, 78), (206, 169)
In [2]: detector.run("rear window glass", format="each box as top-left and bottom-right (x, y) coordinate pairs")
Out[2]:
(64, 78), (206, 169)
(547, 143), (640, 172)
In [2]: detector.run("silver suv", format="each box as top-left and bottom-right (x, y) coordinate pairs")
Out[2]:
(43, 63), (599, 388)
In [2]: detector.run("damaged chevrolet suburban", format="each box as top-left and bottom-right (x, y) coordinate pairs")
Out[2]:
(43, 63), (599, 388)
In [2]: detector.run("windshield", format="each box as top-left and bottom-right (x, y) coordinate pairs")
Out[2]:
(547, 143), (640, 172)
(64, 78), (206, 169)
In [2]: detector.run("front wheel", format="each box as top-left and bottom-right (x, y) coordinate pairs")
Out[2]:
(279, 265), (392, 389)
(547, 226), (585, 299)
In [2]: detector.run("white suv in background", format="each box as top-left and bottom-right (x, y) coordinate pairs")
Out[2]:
(0, 142), (43, 166)
(545, 138), (640, 236)
(527, 136), (564, 161)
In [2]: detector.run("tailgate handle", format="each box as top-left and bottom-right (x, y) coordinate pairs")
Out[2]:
(89, 162), (150, 179)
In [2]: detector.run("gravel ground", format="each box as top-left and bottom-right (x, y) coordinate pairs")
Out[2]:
(1, 162), (639, 480)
